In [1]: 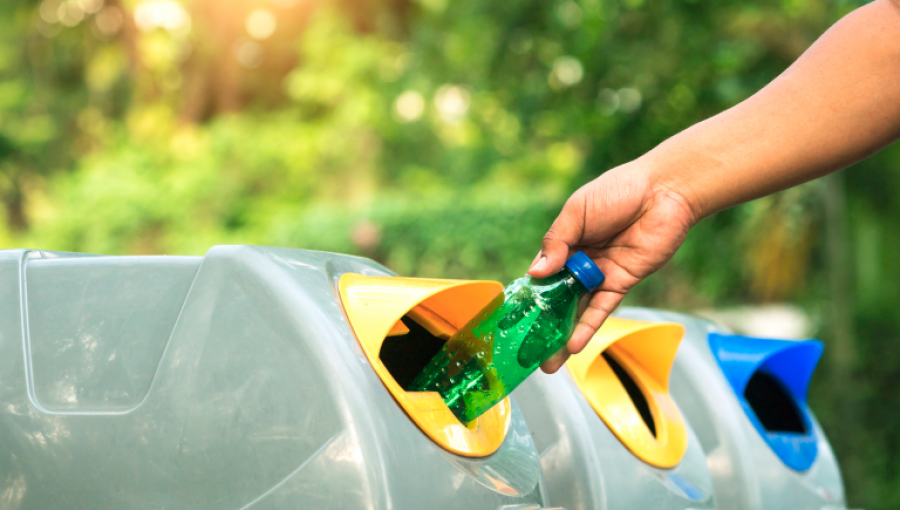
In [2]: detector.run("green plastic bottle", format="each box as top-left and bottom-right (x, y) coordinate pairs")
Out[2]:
(409, 251), (605, 422)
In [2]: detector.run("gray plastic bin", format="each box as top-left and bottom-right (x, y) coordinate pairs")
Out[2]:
(515, 370), (715, 510)
(0, 245), (847, 510)
(615, 307), (846, 510)
(513, 313), (716, 510)
(0, 246), (550, 509)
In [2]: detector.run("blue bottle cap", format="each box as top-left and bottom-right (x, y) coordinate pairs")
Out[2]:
(564, 251), (605, 292)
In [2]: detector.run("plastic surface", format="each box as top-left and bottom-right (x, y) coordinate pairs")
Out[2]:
(338, 273), (511, 457)
(515, 362), (715, 510)
(564, 251), (605, 292)
(0, 247), (550, 509)
(615, 307), (846, 510)
(565, 318), (689, 468)
(708, 333), (823, 471)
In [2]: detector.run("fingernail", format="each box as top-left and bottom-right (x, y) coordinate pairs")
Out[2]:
(531, 256), (546, 272)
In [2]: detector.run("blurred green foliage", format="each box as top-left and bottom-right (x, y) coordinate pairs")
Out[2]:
(0, 0), (898, 505)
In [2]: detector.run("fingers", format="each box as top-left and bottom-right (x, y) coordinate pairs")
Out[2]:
(563, 252), (642, 354)
(567, 290), (626, 354)
(542, 287), (621, 373)
(530, 251), (544, 269)
(528, 194), (585, 278)
(540, 347), (571, 374)
(528, 168), (653, 279)
(540, 289), (622, 374)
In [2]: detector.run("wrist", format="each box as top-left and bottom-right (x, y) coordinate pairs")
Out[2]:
(632, 151), (706, 227)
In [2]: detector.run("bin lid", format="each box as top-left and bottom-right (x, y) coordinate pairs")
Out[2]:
(339, 273), (511, 457)
(567, 318), (689, 468)
(709, 332), (823, 471)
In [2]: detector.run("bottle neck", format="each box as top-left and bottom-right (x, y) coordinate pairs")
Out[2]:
(562, 267), (590, 295)
(531, 267), (588, 298)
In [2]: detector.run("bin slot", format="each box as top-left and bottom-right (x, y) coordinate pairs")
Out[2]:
(603, 351), (657, 438)
(744, 370), (806, 434)
(380, 315), (446, 390)
(566, 318), (688, 468)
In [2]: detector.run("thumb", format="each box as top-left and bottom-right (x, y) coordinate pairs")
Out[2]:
(529, 195), (585, 278)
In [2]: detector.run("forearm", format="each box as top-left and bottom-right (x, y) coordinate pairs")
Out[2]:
(640, 0), (900, 221)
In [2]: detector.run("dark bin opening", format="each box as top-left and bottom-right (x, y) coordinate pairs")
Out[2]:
(743, 370), (806, 434)
(380, 316), (446, 390)
(603, 351), (657, 438)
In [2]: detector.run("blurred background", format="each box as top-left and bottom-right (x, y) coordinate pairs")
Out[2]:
(0, 0), (897, 506)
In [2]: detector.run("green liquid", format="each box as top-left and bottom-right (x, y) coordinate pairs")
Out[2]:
(409, 269), (586, 422)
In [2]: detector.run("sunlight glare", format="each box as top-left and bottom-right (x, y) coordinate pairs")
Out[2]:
(549, 56), (583, 89)
(393, 91), (425, 122)
(246, 9), (277, 40)
(434, 85), (470, 123)
(134, 0), (191, 35)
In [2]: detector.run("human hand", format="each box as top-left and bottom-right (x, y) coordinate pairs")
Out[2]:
(526, 0), (900, 373)
(529, 161), (699, 373)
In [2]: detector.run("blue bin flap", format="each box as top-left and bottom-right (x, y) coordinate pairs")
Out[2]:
(708, 332), (824, 471)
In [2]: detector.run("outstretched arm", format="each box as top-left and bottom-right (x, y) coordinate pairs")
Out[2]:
(532, 0), (900, 373)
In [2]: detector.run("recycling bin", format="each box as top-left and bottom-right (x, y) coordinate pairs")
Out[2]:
(614, 307), (846, 510)
(0, 244), (847, 510)
(0, 246), (551, 509)
(514, 317), (716, 510)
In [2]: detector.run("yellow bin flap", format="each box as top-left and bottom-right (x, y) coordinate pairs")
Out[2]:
(566, 317), (688, 468)
(339, 273), (511, 457)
